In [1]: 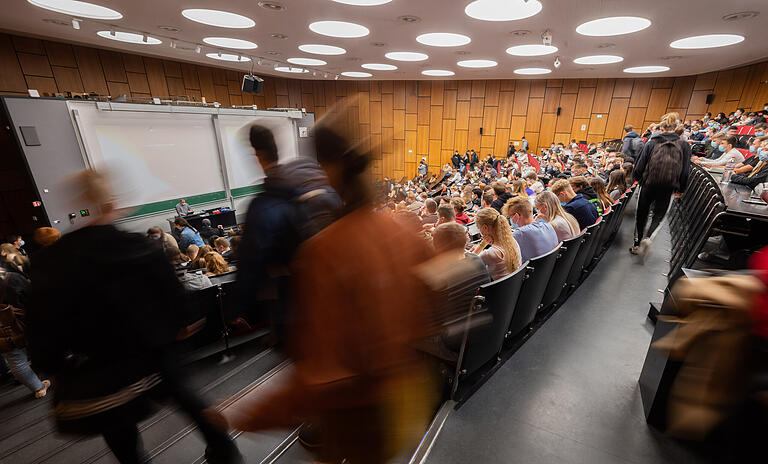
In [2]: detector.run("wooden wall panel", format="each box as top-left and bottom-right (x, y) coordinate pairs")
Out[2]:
(3, 32), (767, 179)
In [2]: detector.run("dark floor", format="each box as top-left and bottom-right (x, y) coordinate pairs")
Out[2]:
(426, 204), (712, 464)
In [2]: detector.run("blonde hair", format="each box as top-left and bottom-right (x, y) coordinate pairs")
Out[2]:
(659, 112), (680, 131)
(474, 208), (521, 273)
(550, 179), (574, 196)
(502, 195), (533, 219)
(588, 177), (613, 211)
(205, 252), (230, 275)
(534, 191), (580, 234)
(511, 180), (528, 197)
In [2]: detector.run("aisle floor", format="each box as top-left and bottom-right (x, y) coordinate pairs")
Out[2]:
(426, 207), (712, 464)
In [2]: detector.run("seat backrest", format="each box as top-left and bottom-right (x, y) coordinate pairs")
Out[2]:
(541, 230), (586, 308)
(187, 285), (223, 344)
(508, 243), (562, 337)
(567, 217), (602, 286)
(458, 262), (528, 377)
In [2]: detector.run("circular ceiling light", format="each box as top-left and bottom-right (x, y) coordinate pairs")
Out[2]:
(28, 0), (123, 19)
(573, 54), (623, 65)
(275, 66), (309, 73)
(332, 0), (392, 4)
(287, 57), (327, 66)
(422, 70), (455, 76)
(505, 44), (558, 56)
(97, 31), (162, 45)
(624, 65), (669, 73)
(299, 44), (346, 55)
(341, 71), (373, 77)
(202, 37), (258, 49)
(465, 0), (542, 21)
(576, 16), (651, 36)
(309, 20), (369, 38)
(362, 63), (398, 70)
(670, 34), (744, 49)
(385, 51), (429, 61)
(416, 32), (471, 47)
(206, 52), (251, 62)
(182, 9), (255, 28)
(514, 67), (551, 75)
(457, 59), (497, 68)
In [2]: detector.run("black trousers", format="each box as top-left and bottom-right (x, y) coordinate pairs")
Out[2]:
(635, 185), (675, 245)
(100, 349), (238, 464)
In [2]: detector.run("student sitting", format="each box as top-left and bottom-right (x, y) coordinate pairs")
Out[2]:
(199, 219), (224, 246)
(452, 199), (471, 224)
(551, 179), (599, 230)
(204, 252), (230, 276)
(174, 217), (204, 251)
(421, 199), (439, 225)
(470, 208), (522, 280)
(534, 191), (580, 242)
(588, 177), (614, 212)
(700, 135), (745, 167)
(504, 196), (559, 262)
(490, 182), (512, 213)
(606, 169), (628, 201)
(568, 176), (603, 214)
(214, 237), (233, 261)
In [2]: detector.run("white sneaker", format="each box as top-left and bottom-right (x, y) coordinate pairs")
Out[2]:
(638, 238), (652, 262)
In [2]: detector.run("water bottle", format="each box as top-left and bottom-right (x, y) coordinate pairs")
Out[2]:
(722, 163), (735, 183)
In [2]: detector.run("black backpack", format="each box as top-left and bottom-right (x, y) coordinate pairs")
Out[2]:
(643, 139), (683, 186)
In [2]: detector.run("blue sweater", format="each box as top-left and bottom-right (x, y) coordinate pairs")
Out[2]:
(178, 227), (204, 251)
(564, 194), (599, 230)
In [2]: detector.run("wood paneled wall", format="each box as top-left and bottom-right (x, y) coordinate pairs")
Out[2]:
(2, 32), (767, 179)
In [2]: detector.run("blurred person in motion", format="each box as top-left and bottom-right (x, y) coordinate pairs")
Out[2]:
(470, 207), (522, 280)
(33, 227), (61, 248)
(235, 125), (340, 344)
(214, 118), (437, 464)
(27, 170), (242, 464)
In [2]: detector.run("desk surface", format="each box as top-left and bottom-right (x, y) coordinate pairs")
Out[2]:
(701, 167), (768, 220)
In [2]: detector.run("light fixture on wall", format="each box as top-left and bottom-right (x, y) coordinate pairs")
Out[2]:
(195, 45), (201, 53)
(71, 18), (80, 30)
(541, 29), (552, 46)
(553, 56), (561, 68)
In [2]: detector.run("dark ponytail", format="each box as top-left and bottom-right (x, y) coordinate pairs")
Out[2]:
(314, 126), (372, 208)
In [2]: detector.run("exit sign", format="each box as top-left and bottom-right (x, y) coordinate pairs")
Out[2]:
(32, 201), (41, 207)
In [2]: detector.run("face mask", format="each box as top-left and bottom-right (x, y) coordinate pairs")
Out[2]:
(708, 121), (714, 126)
(711, 141), (718, 148)
(757, 132), (765, 137)
(750, 146), (757, 153)
(718, 145), (726, 152)
(760, 150), (768, 163)
(19, 240), (24, 247)
(151, 235), (161, 240)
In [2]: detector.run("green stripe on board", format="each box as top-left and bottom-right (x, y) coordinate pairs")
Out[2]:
(231, 184), (264, 197)
(120, 191), (228, 218)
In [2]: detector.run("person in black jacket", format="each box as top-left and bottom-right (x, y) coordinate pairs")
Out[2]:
(236, 125), (341, 343)
(28, 170), (242, 464)
(451, 151), (461, 170)
(631, 113), (692, 260)
(490, 181), (512, 213)
(199, 218), (224, 245)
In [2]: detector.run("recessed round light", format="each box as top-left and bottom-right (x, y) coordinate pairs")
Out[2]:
(623, 65), (669, 74)
(576, 16), (651, 36)
(422, 70), (455, 76)
(309, 20), (369, 38)
(670, 34), (744, 49)
(505, 44), (558, 56)
(28, 0), (122, 19)
(275, 66), (309, 73)
(416, 32), (471, 47)
(341, 71), (373, 77)
(573, 55), (624, 65)
(182, 9), (255, 28)
(514, 67), (551, 75)
(362, 63), (397, 70)
(287, 57), (327, 66)
(97, 31), (162, 45)
(457, 59), (498, 68)
(385, 51), (428, 61)
(298, 44), (347, 55)
(333, 0), (392, 5)
(465, 0), (542, 21)
(202, 37), (258, 50)
(206, 52), (251, 62)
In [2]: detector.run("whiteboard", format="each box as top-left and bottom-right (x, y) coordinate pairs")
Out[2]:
(218, 115), (298, 189)
(74, 105), (224, 209)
